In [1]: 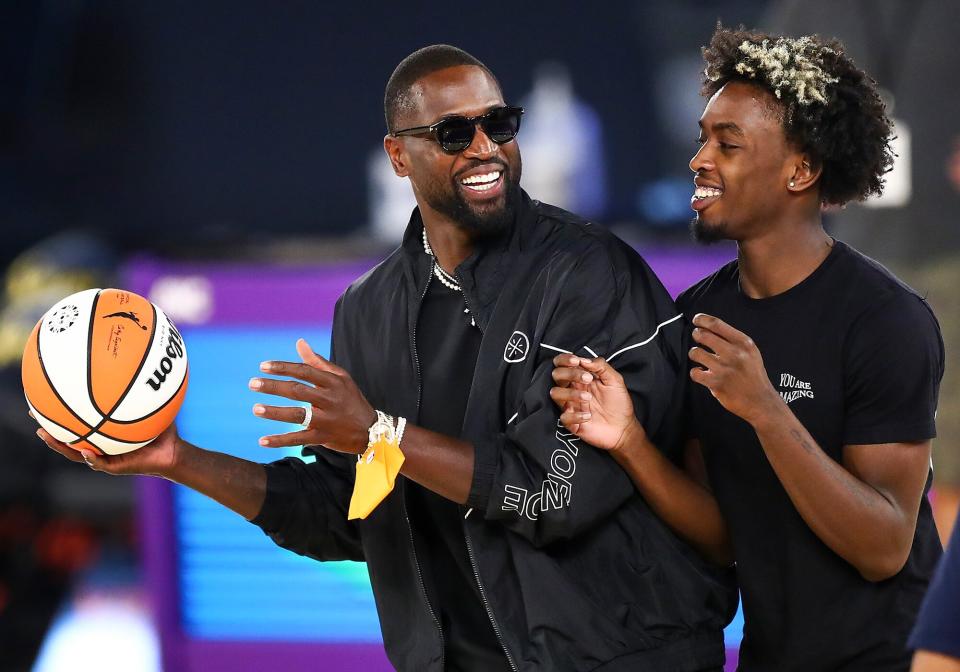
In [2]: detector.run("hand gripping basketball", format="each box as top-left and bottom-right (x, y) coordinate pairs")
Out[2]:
(23, 288), (188, 457)
(35, 417), (182, 477)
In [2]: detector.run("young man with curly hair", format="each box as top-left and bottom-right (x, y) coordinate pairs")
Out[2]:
(550, 26), (944, 671)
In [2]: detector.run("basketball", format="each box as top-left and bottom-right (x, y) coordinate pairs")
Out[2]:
(21, 288), (189, 455)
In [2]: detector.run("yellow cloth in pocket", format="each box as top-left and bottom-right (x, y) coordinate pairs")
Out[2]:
(347, 436), (405, 520)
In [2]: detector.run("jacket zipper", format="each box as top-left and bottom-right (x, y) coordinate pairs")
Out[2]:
(403, 496), (444, 666)
(457, 269), (519, 672)
(406, 268), (444, 667)
(463, 524), (519, 671)
(456, 269), (484, 336)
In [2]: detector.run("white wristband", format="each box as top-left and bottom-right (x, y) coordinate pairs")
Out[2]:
(368, 410), (395, 445)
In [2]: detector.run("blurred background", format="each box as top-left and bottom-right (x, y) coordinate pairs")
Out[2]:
(2, 1), (958, 670)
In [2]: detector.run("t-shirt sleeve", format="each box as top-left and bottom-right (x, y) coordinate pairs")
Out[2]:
(909, 522), (960, 657)
(842, 292), (944, 445)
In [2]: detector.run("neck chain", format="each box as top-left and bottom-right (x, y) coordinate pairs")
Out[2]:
(422, 227), (462, 292)
(422, 227), (476, 327)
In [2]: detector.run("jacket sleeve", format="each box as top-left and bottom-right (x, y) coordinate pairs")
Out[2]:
(466, 239), (686, 547)
(249, 296), (364, 561)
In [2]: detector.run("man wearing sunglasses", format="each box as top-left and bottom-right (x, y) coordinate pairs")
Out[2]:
(37, 45), (734, 671)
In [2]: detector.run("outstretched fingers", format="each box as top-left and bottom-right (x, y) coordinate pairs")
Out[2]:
(258, 429), (318, 448)
(253, 403), (312, 426)
(249, 376), (332, 404)
(257, 360), (340, 388)
(296, 338), (346, 376)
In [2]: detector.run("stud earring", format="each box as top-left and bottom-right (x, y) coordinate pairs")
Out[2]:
(789, 181), (795, 188)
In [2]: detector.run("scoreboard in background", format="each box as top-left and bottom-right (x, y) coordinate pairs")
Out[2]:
(130, 246), (743, 672)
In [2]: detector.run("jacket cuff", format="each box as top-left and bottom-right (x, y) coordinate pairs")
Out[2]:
(466, 437), (500, 511)
(248, 458), (302, 531)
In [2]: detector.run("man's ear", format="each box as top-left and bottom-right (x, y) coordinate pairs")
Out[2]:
(787, 153), (822, 193)
(383, 135), (409, 177)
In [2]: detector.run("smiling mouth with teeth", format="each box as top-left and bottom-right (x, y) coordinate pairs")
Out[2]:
(693, 186), (723, 200)
(460, 170), (502, 191)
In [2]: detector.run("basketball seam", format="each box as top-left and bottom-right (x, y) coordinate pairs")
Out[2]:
(71, 432), (150, 447)
(86, 290), (106, 416)
(104, 364), (188, 425)
(69, 369), (183, 444)
(28, 403), (81, 442)
(34, 324), (98, 437)
(77, 300), (159, 443)
(81, 368), (187, 444)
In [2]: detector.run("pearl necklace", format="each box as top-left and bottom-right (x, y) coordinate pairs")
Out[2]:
(422, 227), (476, 327)
(422, 228), (462, 291)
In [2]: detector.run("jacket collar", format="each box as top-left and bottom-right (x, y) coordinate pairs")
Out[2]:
(399, 189), (539, 330)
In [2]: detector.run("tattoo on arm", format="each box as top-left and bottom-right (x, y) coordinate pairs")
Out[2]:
(789, 428), (815, 454)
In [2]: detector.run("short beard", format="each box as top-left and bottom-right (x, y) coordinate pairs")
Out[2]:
(457, 181), (520, 240)
(422, 164), (521, 241)
(689, 216), (728, 244)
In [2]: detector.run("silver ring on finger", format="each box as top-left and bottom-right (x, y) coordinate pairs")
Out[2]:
(300, 404), (313, 428)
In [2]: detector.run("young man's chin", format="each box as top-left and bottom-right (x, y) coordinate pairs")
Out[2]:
(689, 216), (728, 245)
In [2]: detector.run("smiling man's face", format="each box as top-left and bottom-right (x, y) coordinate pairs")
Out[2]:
(689, 80), (798, 243)
(392, 65), (522, 238)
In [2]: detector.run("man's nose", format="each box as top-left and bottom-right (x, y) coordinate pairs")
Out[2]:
(689, 143), (714, 173)
(463, 125), (497, 160)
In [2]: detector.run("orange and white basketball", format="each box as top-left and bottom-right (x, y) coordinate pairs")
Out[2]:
(21, 288), (189, 455)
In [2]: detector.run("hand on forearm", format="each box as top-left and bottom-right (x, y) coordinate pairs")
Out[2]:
(550, 354), (638, 451)
(550, 353), (732, 564)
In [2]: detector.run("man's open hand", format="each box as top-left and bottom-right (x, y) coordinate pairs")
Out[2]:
(251, 338), (376, 453)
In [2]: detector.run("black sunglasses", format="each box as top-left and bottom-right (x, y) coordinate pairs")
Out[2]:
(392, 106), (524, 153)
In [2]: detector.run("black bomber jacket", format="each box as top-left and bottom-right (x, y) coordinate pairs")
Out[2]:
(251, 191), (736, 671)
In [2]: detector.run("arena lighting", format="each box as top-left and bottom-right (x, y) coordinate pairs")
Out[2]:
(32, 598), (161, 672)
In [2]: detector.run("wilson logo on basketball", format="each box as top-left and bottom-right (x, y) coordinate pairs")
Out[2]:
(146, 320), (185, 392)
(147, 320), (183, 391)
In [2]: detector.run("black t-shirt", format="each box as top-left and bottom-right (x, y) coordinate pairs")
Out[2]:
(408, 276), (511, 672)
(678, 241), (944, 672)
